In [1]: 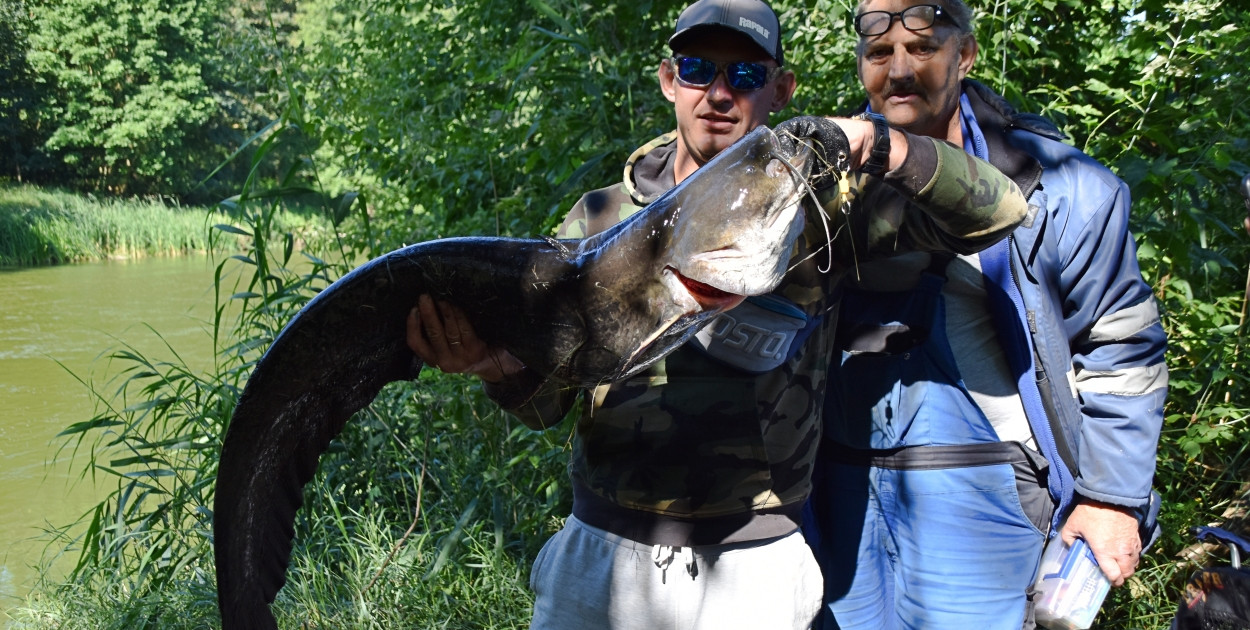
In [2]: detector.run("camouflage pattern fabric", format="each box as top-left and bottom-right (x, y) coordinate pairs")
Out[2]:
(494, 128), (1026, 539)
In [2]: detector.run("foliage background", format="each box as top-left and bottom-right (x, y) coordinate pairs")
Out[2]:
(3, 0), (1249, 628)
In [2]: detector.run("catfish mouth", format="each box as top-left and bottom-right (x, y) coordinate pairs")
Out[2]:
(617, 268), (740, 381)
(669, 266), (746, 312)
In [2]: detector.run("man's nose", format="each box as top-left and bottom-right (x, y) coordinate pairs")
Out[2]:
(705, 72), (734, 104)
(887, 46), (915, 82)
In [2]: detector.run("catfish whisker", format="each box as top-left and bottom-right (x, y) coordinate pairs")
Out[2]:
(770, 132), (843, 275)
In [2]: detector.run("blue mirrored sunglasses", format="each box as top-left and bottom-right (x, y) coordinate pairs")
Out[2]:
(671, 56), (781, 92)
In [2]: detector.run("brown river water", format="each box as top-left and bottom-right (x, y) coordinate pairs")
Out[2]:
(0, 255), (224, 623)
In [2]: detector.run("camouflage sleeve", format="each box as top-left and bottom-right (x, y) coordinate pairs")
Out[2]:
(820, 132), (1027, 259)
(887, 134), (1027, 243)
(558, 183), (643, 239)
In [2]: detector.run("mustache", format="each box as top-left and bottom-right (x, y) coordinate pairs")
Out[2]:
(884, 80), (922, 99)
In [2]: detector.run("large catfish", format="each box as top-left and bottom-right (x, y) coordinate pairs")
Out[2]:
(214, 117), (847, 629)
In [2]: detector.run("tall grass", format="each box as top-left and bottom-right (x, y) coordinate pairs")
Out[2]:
(0, 184), (332, 267)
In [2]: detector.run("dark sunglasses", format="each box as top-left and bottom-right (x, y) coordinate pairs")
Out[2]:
(855, 4), (954, 37)
(670, 56), (781, 92)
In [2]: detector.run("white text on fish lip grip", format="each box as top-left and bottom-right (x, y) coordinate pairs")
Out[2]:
(703, 313), (790, 361)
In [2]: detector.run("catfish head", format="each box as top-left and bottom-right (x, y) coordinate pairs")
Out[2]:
(562, 120), (836, 382)
(664, 124), (814, 301)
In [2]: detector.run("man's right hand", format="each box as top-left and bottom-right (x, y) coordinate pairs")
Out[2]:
(1059, 500), (1142, 587)
(406, 294), (525, 383)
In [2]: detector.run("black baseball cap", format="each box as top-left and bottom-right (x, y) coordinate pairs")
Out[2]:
(668, 0), (785, 66)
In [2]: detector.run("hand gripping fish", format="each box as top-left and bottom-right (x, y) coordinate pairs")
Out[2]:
(214, 117), (849, 628)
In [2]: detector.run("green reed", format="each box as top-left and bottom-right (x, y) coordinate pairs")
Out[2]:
(0, 184), (333, 267)
(0, 185), (213, 266)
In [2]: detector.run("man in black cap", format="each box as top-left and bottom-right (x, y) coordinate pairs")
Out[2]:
(418, 5), (819, 624)
(410, 0), (1032, 627)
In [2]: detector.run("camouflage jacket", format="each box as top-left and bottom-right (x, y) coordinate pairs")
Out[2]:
(484, 127), (1027, 546)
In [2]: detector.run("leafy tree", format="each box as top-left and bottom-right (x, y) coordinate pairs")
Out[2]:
(24, 0), (228, 195)
(287, 0), (695, 249)
(198, 0), (313, 202)
(0, 0), (47, 181)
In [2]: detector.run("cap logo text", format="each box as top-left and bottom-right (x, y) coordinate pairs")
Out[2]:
(739, 17), (771, 41)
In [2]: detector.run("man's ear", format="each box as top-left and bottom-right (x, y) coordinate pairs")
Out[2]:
(770, 69), (797, 113)
(659, 58), (678, 103)
(957, 35), (978, 79)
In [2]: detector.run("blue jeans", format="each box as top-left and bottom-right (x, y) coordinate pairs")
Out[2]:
(803, 448), (1051, 630)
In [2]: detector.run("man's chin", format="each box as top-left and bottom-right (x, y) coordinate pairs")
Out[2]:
(878, 101), (922, 127)
(692, 135), (738, 160)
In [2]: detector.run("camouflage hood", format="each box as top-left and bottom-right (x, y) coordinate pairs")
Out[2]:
(620, 131), (680, 205)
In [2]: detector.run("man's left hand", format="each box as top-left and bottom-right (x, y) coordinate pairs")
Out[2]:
(407, 295), (524, 383)
(1059, 500), (1142, 587)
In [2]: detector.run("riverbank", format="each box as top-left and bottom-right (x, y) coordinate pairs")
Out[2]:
(2, 201), (564, 627)
(0, 185), (331, 267)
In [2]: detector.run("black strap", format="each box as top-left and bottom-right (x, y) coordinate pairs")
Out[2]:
(824, 441), (1039, 471)
(570, 481), (802, 547)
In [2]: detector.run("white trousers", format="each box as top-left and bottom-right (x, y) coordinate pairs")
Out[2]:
(529, 515), (823, 630)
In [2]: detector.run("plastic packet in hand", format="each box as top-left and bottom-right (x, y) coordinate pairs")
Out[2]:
(1032, 537), (1111, 630)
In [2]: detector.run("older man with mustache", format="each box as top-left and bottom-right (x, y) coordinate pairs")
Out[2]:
(803, 1), (1168, 629)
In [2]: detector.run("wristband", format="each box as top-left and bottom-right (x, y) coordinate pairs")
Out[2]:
(854, 111), (891, 175)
